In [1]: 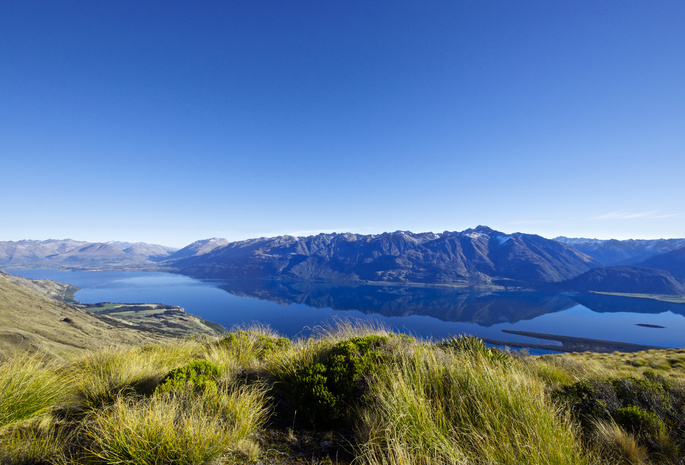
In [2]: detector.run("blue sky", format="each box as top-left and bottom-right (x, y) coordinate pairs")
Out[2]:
(2, 1), (684, 247)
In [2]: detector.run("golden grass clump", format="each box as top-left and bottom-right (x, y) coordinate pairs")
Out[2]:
(0, 415), (75, 465)
(358, 345), (592, 465)
(86, 381), (268, 465)
(71, 340), (208, 410)
(592, 420), (650, 465)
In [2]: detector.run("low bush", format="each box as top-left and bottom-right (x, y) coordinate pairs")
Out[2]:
(554, 372), (685, 462)
(155, 359), (221, 395)
(219, 329), (292, 362)
(437, 334), (510, 363)
(275, 334), (389, 428)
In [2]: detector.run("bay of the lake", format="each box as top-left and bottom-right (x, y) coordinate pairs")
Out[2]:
(12, 270), (685, 351)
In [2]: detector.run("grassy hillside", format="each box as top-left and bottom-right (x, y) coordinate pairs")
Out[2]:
(1, 322), (684, 465)
(0, 271), (224, 359)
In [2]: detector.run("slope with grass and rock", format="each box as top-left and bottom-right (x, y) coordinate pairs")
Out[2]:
(0, 270), (224, 359)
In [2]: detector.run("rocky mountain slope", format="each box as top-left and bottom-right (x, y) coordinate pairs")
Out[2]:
(639, 246), (685, 279)
(169, 226), (600, 286)
(553, 266), (685, 296)
(5, 230), (684, 295)
(165, 238), (229, 261)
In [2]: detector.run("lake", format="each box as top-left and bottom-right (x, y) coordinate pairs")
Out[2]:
(12, 270), (685, 351)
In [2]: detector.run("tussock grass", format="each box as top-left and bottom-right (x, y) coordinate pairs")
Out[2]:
(71, 341), (207, 411)
(357, 346), (590, 465)
(592, 420), (649, 465)
(0, 416), (75, 465)
(0, 352), (72, 428)
(215, 323), (292, 370)
(86, 383), (267, 465)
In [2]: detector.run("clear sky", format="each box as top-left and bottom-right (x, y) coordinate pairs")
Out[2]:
(2, 1), (684, 248)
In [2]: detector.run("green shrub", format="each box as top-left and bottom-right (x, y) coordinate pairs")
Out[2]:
(614, 405), (666, 437)
(554, 374), (685, 461)
(276, 335), (388, 428)
(155, 359), (221, 395)
(219, 330), (292, 361)
(438, 334), (510, 363)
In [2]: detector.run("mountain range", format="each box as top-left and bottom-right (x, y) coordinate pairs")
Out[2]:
(167, 227), (600, 287)
(0, 239), (176, 270)
(2, 227), (685, 296)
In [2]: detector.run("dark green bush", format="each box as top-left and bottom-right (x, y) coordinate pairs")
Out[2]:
(614, 405), (666, 437)
(554, 373), (685, 460)
(278, 335), (389, 428)
(156, 360), (221, 395)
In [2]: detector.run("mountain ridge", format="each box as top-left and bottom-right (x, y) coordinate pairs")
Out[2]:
(167, 226), (600, 287)
(4, 228), (685, 296)
(551, 266), (685, 296)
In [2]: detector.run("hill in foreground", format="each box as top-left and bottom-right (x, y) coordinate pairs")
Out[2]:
(1, 323), (684, 465)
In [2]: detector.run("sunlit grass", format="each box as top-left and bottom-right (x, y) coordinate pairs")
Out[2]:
(71, 340), (208, 411)
(357, 346), (591, 465)
(0, 351), (72, 428)
(86, 383), (267, 465)
(543, 348), (685, 383)
(2, 322), (684, 464)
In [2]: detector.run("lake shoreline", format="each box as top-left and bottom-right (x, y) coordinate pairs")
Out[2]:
(484, 329), (670, 353)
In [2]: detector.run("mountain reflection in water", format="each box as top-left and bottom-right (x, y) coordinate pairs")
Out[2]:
(217, 280), (685, 327)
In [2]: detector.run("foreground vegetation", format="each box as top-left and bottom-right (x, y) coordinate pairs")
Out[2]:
(1, 322), (684, 465)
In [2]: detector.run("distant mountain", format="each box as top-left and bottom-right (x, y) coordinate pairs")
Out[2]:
(108, 241), (177, 261)
(553, 266), (685, 296)
(169, 226), (600, 286)
(0, 239), (177, 270)
(639, 246), (685, 279)
(165, 238), (229, 261)
(555, 237), (685, 266)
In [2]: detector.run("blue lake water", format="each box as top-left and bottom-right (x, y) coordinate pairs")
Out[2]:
(12, 270), (685, 350)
